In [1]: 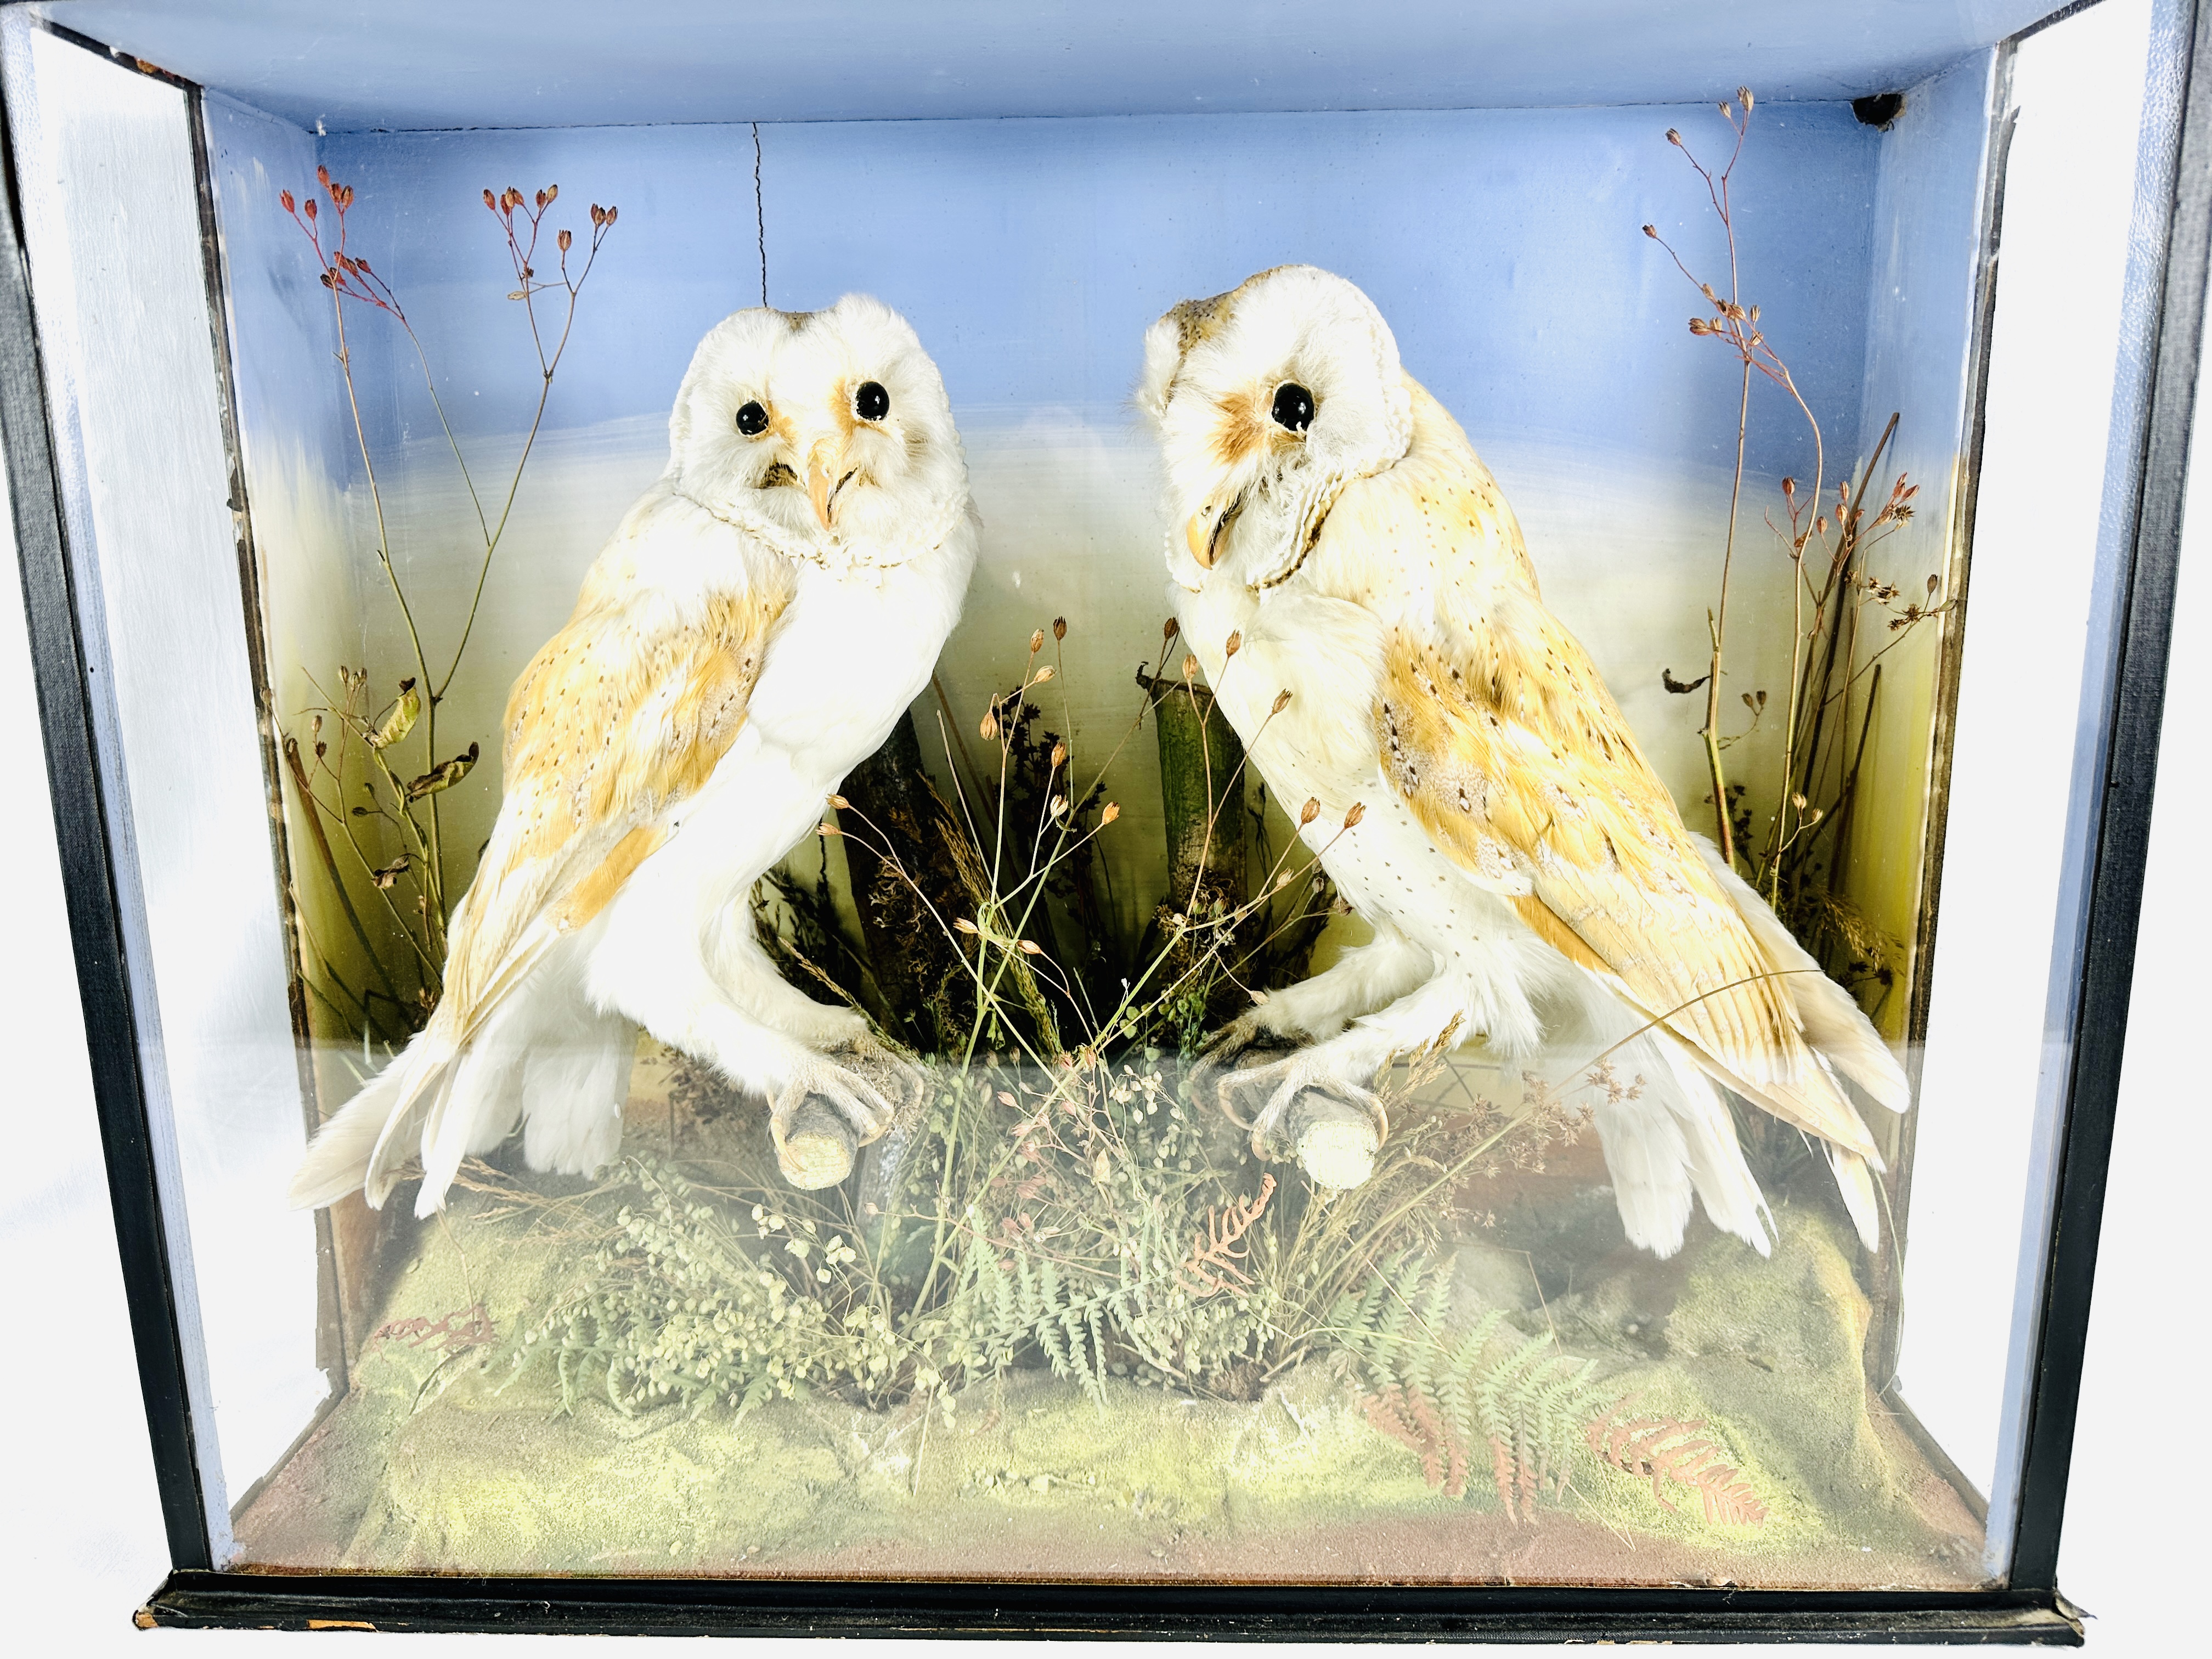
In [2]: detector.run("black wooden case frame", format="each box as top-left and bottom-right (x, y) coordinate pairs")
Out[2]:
(2, 0), (2197, 1640)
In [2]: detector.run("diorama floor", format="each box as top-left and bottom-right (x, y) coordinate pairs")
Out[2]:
(234, 1061), (1988, 1589)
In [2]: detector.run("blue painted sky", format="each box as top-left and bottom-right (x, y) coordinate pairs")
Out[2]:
(295, 99), (1881, 486)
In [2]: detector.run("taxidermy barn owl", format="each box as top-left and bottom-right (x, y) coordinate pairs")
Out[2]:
(1138, 264), (1905, 1258)
(291, 296), (977, 1217)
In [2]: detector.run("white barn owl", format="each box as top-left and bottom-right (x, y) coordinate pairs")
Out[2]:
(1139, 265), (1906, 1257)
(291, 296), (977, 1216)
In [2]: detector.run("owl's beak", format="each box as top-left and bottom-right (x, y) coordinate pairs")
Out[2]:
(1184, 492), (1241, 569)
(804, 441), (854, 532)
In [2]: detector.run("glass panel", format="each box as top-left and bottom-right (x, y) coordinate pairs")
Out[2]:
(13, 0), (2171, 1592)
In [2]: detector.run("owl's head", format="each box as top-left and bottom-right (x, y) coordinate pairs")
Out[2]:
(1139, 265), (1413, 591)
(668, 294), (969, 572)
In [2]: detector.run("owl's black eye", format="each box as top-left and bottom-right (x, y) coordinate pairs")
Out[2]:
(734, 400), (769, 436)
(1271, 382), (1315, 433)
(855, 381), (890, 421)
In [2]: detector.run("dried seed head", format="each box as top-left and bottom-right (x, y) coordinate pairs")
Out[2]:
(1049, 740), (1067, 769)
(1223, 629), (1242, 658)
(304, 198), (317, 221)
(558, 228), (572, 252)
(1250, 987), (1271, 1005)
(1052, 616), (1067, 640)
(1816, 515), (1828, 535)
(1018, 939), (1043, 956)
(280, 189), (296, 212)
(817, 821), (838, 837)
(1782, 476), (1796, 498)
(1300, 797), (1321, 826)
(1739, 86), (1754, 111)
(1927, 573), (1940, 595)
(980, 711), (1000, 740)
(1049, 795), (1069, 818)
(483, 188), (497, 210)
(1181, 654), (1198, 681)
(1667, 128), (1683, 145)
(1032, 664), (1056, 684)
(1030, 628), (1046, 653)
(827, 793), (849, 810)
(1101, 802), (1121, 825)
(953, 917), (979, 935)
(1271, 689), (1293, 714)
(1162, 617), (1180, 641)
(1641, 223), (1657, 238)
(1343, 802), (1367, 829)
(1791, 792), (1809, 811)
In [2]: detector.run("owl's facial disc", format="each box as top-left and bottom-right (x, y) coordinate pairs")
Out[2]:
(1141, 267), (1412, 590)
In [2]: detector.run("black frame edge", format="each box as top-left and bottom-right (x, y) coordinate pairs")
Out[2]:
(2004, 0), (2212, 1594)
(140, 1572), (2087, 1645)
(0, 17), (215, 1571)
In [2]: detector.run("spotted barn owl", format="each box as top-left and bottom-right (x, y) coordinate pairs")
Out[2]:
(1139, 265), (1905, 1257)
(291, 296), (977, 1216)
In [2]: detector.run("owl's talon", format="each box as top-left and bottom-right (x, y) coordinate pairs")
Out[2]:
(1211, 1049), (1386, 1190)
(1188, 1014), (1307, 1127)
(770, 1053), (905, 1189)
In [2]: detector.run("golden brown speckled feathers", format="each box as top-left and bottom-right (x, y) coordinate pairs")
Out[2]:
(1319, 382), (1877, 1160)
(435, 575), (792, 1045)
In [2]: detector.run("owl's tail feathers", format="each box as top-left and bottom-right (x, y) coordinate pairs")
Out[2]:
(1690, 834), (1910, 1116)
(286, 1030), (460, 1214)
(1825, 1144), (1882, 1251)
(1592, 1034), (1773, 1261)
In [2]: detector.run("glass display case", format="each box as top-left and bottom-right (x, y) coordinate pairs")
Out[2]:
(2, 0), (2197, 1639)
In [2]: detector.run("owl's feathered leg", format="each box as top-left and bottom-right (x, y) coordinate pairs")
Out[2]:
(585, 798), (901, 1189)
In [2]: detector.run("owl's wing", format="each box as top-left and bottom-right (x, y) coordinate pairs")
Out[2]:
(435, 577), (791, 1046)
(1355, 460), (1877, 1161)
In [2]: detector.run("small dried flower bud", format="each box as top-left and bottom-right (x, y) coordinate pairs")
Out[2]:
(1271, 689), (1293, 714)
(827, 793), (849, 810)
(1791, 792), (1809, 811)
(1641, 223), (1657, 238)
(1739, 86), (1754, 111)
(1049, 741), (1067, 769)
(1030, 628), (1046, 653)
(953, 917), (979, 935)
(605, 205), (618, 224)
(1101, 802), (1121, 825)
(1018, 939), (1043, 956)
(1299, 797), (1321, 825)
(317, 164), (331, 187)
(590, 204), (605, 225)
(1162, 617), (1180, 641)
(1782, 476), (1796, 498)
(483, 188), (496, 210)
(558, 228), (573, 252)
(1666, 128), (1683, 145)
(1052, 616), (1067, 640)
(1343, 802), (1367, 829)
(1249, 988), (1271, 1005)
(1748, 303), (1760, 322)
(304, 198), (317, 221)
(980, 711), (999, 740)
(1816, 515), (1827, 535)
(1719, 100), (1734, 120)
(817, 821), (838, 837)
(1223, 629), (1242, 658)
(1182, 654), (1198, 681)
(1032, 664), (1056, 684)
(544, 183), (558, 202)
(280, 189), (295, 212)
